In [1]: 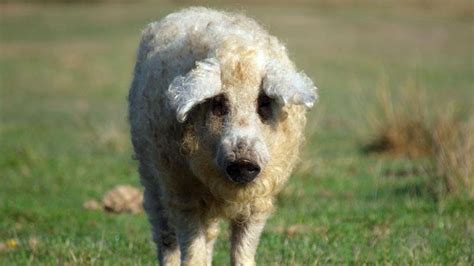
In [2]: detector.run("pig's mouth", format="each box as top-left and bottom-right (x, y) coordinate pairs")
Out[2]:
(224, 159), (261, 184)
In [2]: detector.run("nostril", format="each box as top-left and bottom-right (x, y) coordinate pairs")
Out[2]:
(225, 160), (261, 184)
(244, 163), (260, 175)
(226, 163), (241, 178)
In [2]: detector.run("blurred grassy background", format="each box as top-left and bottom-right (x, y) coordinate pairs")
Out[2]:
(1, 0), (473, 264)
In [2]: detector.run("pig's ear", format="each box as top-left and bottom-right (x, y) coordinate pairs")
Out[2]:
(262, 60), (317, 108)
(167, 58), (222, 122)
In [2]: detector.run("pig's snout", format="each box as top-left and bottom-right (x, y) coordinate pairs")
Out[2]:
(217, 134), (270, 185)
(225, 159), (261, 184)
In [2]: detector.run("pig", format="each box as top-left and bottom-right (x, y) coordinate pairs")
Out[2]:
(128, 7), (317, 266)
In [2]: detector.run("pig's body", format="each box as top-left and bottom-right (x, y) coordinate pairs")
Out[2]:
(128, 7), (317, 266)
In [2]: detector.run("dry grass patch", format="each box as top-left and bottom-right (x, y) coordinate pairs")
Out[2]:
(432, 115), (474, 197)
(362, 82), (473, 198)
(362, 82), (432, 158)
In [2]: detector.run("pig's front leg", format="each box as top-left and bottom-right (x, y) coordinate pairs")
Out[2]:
(230, 213), (269, 266)
(174, 211), (208, 266)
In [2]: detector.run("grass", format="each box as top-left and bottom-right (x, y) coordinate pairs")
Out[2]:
(361, 82), (474, 198)
(1, 1), (473, 264)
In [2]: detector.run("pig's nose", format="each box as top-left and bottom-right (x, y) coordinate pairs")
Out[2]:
(226, 159), (261, 184)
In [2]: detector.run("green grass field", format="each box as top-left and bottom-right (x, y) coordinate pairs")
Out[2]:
(1, 1), (473, 264)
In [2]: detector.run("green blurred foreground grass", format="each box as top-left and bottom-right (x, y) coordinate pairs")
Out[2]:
(1, 1), (473, 264)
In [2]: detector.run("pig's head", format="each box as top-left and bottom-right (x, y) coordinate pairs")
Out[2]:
(166, 45), (317, 188)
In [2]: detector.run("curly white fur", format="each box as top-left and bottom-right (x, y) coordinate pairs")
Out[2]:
(168, 58), (222, 122)
(263, 60), (317, 108)
(128, 7), (317, 266)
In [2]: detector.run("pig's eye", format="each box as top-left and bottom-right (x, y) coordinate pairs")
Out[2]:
(257, 94), (273, 121)
(210, 94), (229, 117)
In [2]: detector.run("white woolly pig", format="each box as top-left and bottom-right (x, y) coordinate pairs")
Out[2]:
(128, 7), (317, 266)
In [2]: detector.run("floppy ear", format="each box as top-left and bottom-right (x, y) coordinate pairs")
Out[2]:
(262, 60), (317, 108)
(167, 58), (222, 122)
